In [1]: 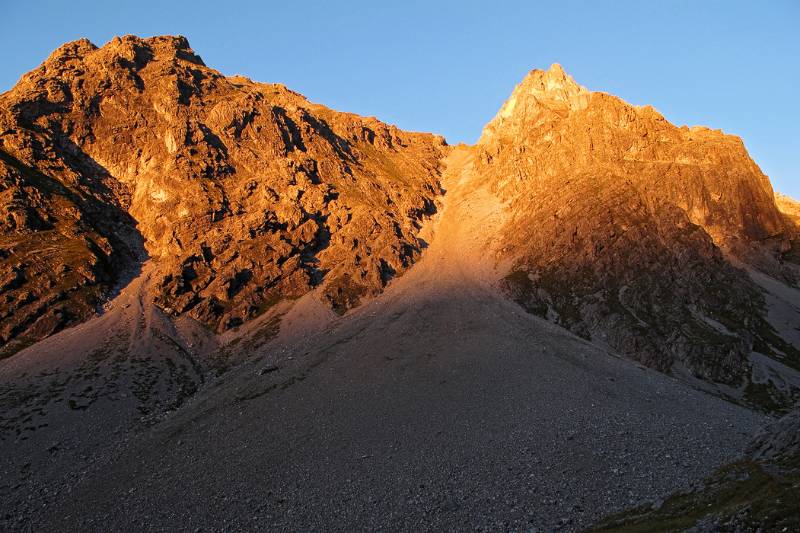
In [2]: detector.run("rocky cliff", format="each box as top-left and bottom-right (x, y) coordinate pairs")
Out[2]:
(479, 65), (786, 245)
(480, 65), (799, 406)
(777, 193), (800, 225)
(0, 35), (445, 348)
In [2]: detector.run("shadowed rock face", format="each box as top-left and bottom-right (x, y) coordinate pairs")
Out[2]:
(480, 65), (798, 394)
(0, 35), (446, 343)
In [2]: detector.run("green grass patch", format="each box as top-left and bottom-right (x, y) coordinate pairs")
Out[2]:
(587, 460), (800, 532)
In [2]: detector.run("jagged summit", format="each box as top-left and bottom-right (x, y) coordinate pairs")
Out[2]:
(515, 63), (588, 104)
(0, 34), (445, 344)
(479, 63), (590, 143)
(479, 63), (785, 244)
(45, 37), (97, 59)
(49, 34), (200, 61)
(20, 35), (205, 92)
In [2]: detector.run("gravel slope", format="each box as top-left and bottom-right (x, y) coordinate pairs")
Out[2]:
(1, 147), (766, 532)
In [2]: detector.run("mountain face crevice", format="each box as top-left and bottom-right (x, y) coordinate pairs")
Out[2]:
(0, 35), (446, 345)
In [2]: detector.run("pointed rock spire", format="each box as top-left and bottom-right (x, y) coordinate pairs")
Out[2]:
(479, 64), (590, 144)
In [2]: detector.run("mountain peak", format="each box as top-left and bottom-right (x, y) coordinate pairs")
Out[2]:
(515, 63), (587, 101)
(44, 38), (98, 64)
(39, 34), (205, 72)
(102, 34), (206, 66)
(479, 64), (590, 144)
(523, 63), (574, 88)
(547, 62), (565, 73)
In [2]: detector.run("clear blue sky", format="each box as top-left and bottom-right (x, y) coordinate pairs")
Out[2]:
(2, 0), (798, 196)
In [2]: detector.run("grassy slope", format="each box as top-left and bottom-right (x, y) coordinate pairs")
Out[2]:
(587, 458), (800, 532)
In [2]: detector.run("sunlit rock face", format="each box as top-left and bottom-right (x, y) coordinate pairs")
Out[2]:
(777, 193), (800, 226)
(0, 35), (446, 344)
(479, 64), (785, 244)
(479, 65), (798, 401)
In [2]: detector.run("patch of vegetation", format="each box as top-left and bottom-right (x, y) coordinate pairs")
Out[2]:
(743, 379), (795, 415)
(752, 317), (800, 372)
(323, 274), (369, 315)
(587, 460), (800, 532)
(255, 291), (283, 318)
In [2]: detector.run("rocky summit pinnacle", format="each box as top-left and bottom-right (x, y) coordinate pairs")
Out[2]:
(479, 63), (590, 144)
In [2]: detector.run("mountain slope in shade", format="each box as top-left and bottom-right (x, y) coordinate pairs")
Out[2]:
(478, 64), (800, 409)
(0, 35), (445, 349)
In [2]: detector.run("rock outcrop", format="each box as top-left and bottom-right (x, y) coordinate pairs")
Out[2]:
(0, 35), (445, 346)
(480, 65), (798, 402)
(777, 193), (800, 226)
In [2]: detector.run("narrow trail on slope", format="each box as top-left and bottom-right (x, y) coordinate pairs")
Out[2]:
(26, 146), (768, 532)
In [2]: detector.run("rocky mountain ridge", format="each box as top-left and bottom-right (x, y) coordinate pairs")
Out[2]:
(0, 35), (445, 348)
(1, 39), (799, 410)
(478, 64), (788, 245)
